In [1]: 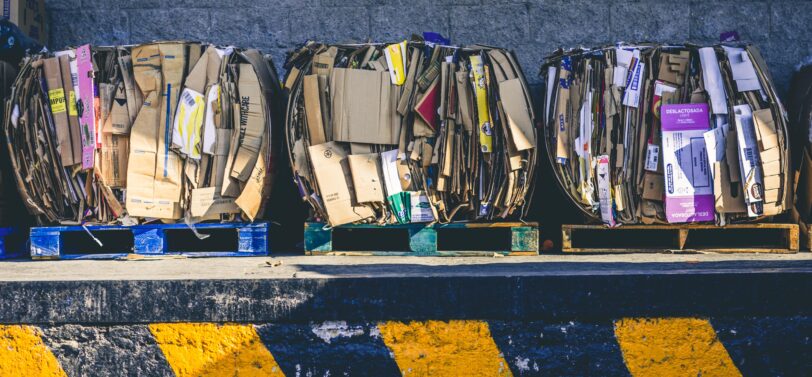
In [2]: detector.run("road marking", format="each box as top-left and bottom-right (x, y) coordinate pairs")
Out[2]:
(378, 320), (513, 376)
(614, 317), (742, 377)
(0, 325), (66, 377)
(150, 323), (284, 377)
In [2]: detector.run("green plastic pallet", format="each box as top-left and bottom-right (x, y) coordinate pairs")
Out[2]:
(304, 222), (538, 256)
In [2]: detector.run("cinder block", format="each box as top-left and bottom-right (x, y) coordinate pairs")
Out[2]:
(370, 6), (450, 42)
(530, 0), (611, 47)
(611, 2), (689, 42)
(209, 8), (291, 49)
(771, 2), (812, 43)
(450, 5), (530, 46)
(289, 6), (371, 45)
(44, 0), (81, 10)
(49, 10), (130, 48)
(127, 9), (211, 44)
(690, 1), (770, 43)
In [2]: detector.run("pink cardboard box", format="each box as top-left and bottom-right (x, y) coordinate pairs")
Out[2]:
(661, 103), (714, 223)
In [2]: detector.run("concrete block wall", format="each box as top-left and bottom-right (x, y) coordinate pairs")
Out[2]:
(45, 0), (812, 94)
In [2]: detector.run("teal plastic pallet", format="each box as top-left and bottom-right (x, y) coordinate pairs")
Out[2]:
(304, 222), (538, 256)
(30, 222), (269, 260)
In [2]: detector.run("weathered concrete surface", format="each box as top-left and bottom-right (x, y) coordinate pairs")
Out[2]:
(42, 0), (812, 96)
(39, 325), (173, 377)
(1, 317), (809, 376)
(0, 256), (808, 375)
(0, 255), (808, 324)
(1, 253), (811, 281)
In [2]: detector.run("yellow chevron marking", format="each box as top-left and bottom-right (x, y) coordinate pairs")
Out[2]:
(149, 323), (284, 377)
(614, 318), (742, 377)
(0, 325), (66, 377)
(378, 320), (512, 376)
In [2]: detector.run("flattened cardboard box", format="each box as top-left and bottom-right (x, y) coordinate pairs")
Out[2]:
(348, 153), (384, 203)
(42, 57), (80, 166)
(330, 68), (399, 145)
(230, 63), (265, 182)
(309, 141), (374, 226)
(126, 42), (186, 220)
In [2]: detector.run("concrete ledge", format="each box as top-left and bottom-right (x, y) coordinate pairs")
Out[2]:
(0, 255), (809, 375)
(0, 255), (809, 324)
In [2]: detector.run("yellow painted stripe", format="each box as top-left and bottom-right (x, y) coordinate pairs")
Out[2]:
(149, 323), (284, 377)
(614, 318), (742, 377)
(378, 320), (512, 376)
(0, 325), (66, 377)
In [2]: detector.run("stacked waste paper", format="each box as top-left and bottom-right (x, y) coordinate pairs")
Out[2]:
(3, 41), (284, 225)
(284, 37), (537, 227)
(542, 43), (792, 226)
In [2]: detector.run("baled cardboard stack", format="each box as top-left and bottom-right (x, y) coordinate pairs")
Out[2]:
(3, 42), (284, 225)
(284, 37), (537, 227)
(542, 43), (792, 226)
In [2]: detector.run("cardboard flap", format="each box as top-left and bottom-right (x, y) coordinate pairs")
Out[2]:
(642, 172), (664, 201)
(331, 68), (397, 145)
(498, 78), (535, 151)
(190, 186), (240, 218)
(184, 49), (209, 94)
(303, 74), (326, 144)
(456, 70), (474, 132)
(230, 64), (266, 182)
(753, 108), (779, 150)
(414, 78), (439, 130)
(312, 47), (337, 77)
(348, 153), (385, 203)
(43, 56), (80, 166)
(308, 142), (375, 226)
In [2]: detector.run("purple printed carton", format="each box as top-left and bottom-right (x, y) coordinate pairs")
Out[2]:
(661, 103), (714, 223)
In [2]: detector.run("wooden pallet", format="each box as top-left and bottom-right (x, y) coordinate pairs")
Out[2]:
(30, 222), (269, 260)
(305, 222), (538, 256)
(0, 227), (25, 259)
(797, 218), (811, 251)
(562, 223), (799, 253)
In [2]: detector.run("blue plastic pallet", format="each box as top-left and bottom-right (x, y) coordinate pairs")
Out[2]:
(30, 222), (269, 260)
(0, 227), (25, 259)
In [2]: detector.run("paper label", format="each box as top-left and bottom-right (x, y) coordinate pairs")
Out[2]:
(381, 149), (403, 196)
(409, 191), (435, 223)
(733, 104), (764, 210)
(470, 55), (493, 153)
(48, 89), (66, 114)
(699, 47), (728, 114)
(68, 91), (78, 116)
(622, 57), (645, 108)
(597, 155), (615, 226)
(644, 144), (659, 172)
(703, 125), (727, 164)
(172, 88), (205, 159)
(613, 67), (628, 87)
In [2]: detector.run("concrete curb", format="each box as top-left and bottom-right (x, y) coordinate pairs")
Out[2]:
(2, 317), (809, 376)
(0, 258), (809, 375)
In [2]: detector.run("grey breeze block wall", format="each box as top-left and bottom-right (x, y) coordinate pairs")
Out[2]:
(45, 0), (812, 96)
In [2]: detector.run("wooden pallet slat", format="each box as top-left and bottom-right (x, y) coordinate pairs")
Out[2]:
(30, 222), (269, 260)
(561, 223), (799, 254)
(305, 222), (539, 256)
